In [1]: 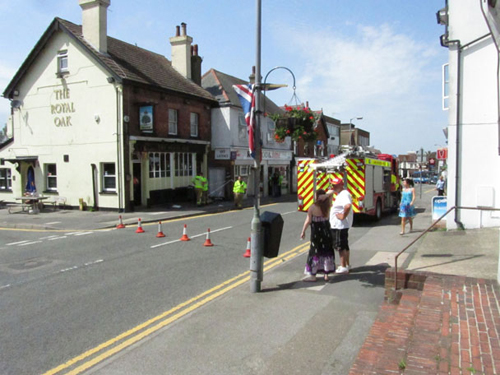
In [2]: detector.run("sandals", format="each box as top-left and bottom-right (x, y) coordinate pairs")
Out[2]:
(400, 232), (404, 235)
(324, 274), (329, 282)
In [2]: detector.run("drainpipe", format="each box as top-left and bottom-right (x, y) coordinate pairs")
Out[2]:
(441, 35), (464, 229)
(115, 85), (124, 212)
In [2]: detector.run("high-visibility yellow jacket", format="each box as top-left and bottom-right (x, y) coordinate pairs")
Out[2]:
(201, 176), (208, 191)
(233, 180), (247, 194)
(192, 175), (204, 189)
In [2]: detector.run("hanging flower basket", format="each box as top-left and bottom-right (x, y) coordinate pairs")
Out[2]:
(268, 105), (319, 142)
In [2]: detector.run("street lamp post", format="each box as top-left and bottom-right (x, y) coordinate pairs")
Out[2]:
(250, 0), (263, 293)
(349, 117), (363, 146)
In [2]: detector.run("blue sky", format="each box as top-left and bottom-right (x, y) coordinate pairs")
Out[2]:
(0, 0), (449, 155)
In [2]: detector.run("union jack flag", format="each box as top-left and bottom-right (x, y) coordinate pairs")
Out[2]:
(233, 84), (256, 159)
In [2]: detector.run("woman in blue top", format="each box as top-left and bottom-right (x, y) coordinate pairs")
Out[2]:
(399, 178), (416, 235)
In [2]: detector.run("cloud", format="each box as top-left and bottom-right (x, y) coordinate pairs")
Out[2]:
(269, 22), (447, 154)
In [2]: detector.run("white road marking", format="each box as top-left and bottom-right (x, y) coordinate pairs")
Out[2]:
(6, 240), (30, 246)
(60, 266), (78, 273)
(150, 226), (233, 249)
(39, 235), (61, 240)
(74, 232), (94, 236)
(84, 259), (103, 266)
(48, 236), (67, 241)
(282, 210), (298, 215)
(17, 241), (43, 246)
(44, 222), (61, 225)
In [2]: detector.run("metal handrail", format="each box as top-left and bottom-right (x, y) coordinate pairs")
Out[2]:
(394, 205), (500, 290)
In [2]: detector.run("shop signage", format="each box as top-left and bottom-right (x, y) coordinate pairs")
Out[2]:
(215, 149), (231, 160)
(139, 105), (153, 132)
(51, 88), (75, 127)
(262, 150), (292, 161)
(432, 196), (448, 221)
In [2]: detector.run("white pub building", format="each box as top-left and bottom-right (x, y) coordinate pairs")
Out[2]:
(0, 0), (216, 211)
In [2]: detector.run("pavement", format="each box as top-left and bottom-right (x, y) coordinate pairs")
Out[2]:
(0, 190), (499, 374)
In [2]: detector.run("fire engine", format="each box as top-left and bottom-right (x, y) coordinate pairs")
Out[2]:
(297, 147), (401, 220)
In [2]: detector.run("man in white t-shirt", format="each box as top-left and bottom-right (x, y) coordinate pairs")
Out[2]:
(325, 177), (353, 273)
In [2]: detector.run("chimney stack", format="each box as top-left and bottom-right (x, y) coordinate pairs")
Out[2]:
(249, 66), (256, 84)
(170, 22), (193, 79)
(79, 0), (110, 54)
(191, 44), (202, 85)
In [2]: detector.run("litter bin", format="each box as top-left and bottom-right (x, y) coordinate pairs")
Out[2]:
(261, 211), (284, 258)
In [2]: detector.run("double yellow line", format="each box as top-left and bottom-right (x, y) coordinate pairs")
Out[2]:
(43, 242), (310, 375)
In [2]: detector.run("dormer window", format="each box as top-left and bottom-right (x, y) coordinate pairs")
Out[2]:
(56, 50), (69, 77)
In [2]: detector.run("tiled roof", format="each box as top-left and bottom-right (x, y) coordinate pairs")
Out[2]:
(3, 17), (216, 103)
(202, 69), (284, 115)
(57, 19), (215, 102)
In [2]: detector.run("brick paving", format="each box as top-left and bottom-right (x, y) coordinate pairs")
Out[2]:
(350, 271), (500, 375)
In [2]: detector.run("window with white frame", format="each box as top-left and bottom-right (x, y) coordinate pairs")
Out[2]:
(168, 109), (178, 135)
(190, 113), (199, 137)
(149, 152), (171, 178)
(234, 165), (249, 177)
(442, 63), (449, 110)
(0, 168), (12, 191)
(45, 164), (57, 191)
(238, 113), (247, 141)
(57, 50), (68, 76)
(102, 163), (116, 192)
(174, 152), (193, 177)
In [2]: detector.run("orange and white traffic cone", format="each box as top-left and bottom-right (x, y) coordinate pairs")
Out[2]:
(243, 237), (251, 258)
(116, 215), (125, 229)
(156, 221), (166, 238)
(180, 224), (190, 241)
(135, 218), (145, 233)
(203, 228), (214, 247)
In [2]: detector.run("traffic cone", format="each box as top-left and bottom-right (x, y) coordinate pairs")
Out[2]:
(243, 237), (251, 257)
(203, 228), (214, 247)
(116, 215), (125, 229)
(156, 221), (166, 238)
(180, 224), (190, 241)
(135, 218), (145, 233)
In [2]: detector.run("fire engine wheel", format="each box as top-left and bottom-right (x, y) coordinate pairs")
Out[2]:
(375, 200), (382, 221)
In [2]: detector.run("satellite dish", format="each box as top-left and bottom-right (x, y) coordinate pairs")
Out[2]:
(10, 100), (22, 109)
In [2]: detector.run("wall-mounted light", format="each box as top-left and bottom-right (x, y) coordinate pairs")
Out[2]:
(436, 7), (448, 26)
(123, 115), (130, 123)
(13, 90), (19, 97)
(94, 114), (100, 123)
(107, 76), (115, 83)
(10, 100), (22, 109)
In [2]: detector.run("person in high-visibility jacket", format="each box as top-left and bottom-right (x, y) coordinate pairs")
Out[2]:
(201, 173), (208, 205)
(192, 172), (206, 206)
(233, 176), (247, 209)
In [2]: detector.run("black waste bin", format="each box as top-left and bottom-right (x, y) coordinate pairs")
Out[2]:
(261, 211), (284, 258)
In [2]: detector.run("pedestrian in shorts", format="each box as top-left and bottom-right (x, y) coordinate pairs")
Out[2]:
(323, 177), (353, 273)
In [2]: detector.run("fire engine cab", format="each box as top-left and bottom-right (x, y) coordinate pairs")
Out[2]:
(297, 147), (401, 220)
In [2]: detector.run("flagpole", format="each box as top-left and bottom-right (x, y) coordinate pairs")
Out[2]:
(250, 0), (263, 293)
